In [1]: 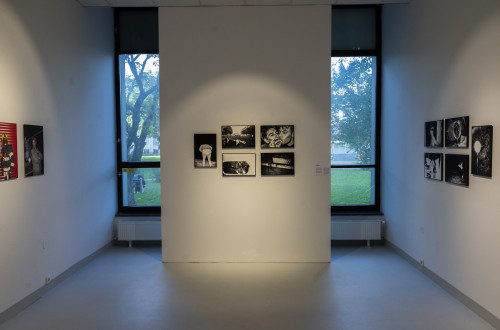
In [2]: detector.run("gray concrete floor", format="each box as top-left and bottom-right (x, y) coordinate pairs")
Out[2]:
(0, 245), (495, 330)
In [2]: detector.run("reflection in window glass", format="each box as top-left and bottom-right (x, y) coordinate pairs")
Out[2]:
(331, 168), (375, 206)
(122, 168), (161, 207)
(119, 54), (160, 163)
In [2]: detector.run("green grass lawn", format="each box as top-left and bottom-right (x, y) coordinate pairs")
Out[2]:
(331, 168), (373, 205)
(129, 159), (371, 207)
(133, 167), (161, 206)
(141, 155), (160, 162)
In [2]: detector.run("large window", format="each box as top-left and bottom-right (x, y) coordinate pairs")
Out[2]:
(115, 9), (160, 214)
(331, 6), (380, 213)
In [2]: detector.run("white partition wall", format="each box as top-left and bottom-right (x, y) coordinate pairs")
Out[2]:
(0, 0), (115, 315)
(382, 0), (500, 320)
(159, 6), (331, 262)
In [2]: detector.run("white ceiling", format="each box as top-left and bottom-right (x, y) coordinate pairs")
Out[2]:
(76, 0), (410, 7)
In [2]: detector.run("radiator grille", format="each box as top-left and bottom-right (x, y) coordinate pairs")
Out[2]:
(331, 220), (383, 245)
(116, 219), (161, 247)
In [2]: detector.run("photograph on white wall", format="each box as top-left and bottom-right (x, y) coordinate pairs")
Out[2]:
(445, 154), (469, 186)
(424, 120), (443, 147)
(194, 134), (217, 168)
(24, 124), (44, 177)
(222, 153), (256, 176)
(444, 116), (469, 148)
(221, 125), (255, 149)
(260, 125), (295, 148)
(471, 125), (493, 178)
(261, 152), (295, 176)
(424, 153), (442, 181)
(0, 122), (18, 181)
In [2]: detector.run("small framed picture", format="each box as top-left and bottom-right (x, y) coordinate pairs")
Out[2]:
(194, 134), (217, 168)
(471, 125), (493, 178)
(222, 153), (256, 176)
(425, 120), (443, 147)
(23, 124), (44, 177)
(221, 125), (255, 149)
(424, 153), (442, 181)
(261, 152), (295, 176)
(0, 122), (18, 181)
(261, 125), (294, 148)
(445, 116), (469, 148)
(445, 154), (469, 186)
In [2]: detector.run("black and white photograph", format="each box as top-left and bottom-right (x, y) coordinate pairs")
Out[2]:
(194, 134), (217, 168)
(471, 125), (493, 177)
(261, 152), (295, 176)
(23, 124), (44, 177)
(222, 153), (256, 176)
(445, 116), (469, 148)
(221, 125), (255, 149)
(261, 125), (294, 148)
(425, 120), (443, 147)
(424, 153), (442, 181)
(445, 154), (469, 186)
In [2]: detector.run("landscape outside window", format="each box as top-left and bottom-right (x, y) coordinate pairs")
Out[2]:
(331, 56), (376, 207)
(119, 54), (160, 207)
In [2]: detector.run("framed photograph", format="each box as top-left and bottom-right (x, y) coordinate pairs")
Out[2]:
(424, 153), (442, 181)
(194, 134), (217, 168)
(0, 122), (18, 181)
(261, 125), (294, 148)
(445, 154), (469, 186)
(425, 120), (443, 147)
(471, 125), (493, 177)
(221, 125), (255, 149)
(261, 152), (295, 176)
(222, 153), (256, 176)
(445, 116), (469, 148)
(23, 124), (44, 177)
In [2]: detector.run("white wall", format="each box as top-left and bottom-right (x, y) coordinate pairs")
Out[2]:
(0, 0), (116, 314)
(159, 6), (331, 262)
(382, 0), (500, 319)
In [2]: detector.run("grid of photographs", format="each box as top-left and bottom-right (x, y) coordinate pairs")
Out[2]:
(424, 116), (493, 187)
(194, 124), (295, 177)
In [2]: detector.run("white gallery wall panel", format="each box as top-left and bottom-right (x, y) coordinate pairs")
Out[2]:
(160, 5), (331, 262)
(0, 0), (116, 314)
(382, 0), (500, 319)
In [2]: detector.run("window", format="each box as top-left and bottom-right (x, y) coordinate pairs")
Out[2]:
(331, 6), (380, 213)
(115, 9), (160, 214)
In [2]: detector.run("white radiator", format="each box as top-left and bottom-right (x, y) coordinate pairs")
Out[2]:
(331, 219), (383, 246)
(115, 217), (161, 247)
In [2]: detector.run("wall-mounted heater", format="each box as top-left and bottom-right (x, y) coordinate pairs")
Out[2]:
(115, 217), (161, 247)
(331, 218), (384, 246)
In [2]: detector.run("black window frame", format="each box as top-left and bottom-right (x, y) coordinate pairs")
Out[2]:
(114, 8), (160, 215)
(331, 5), (381, 214)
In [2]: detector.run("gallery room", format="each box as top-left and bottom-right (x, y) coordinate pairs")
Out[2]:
(0, 0), (499, 329)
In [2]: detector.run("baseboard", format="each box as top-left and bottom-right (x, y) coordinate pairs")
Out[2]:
(0, 242), (111, 326)
(386, 240), (500, 329)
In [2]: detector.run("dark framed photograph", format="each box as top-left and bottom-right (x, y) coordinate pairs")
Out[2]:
(23, 124), (44, 177)
(222, 153), (256, 176)
(261, 152), (295, 176)
(424, 153), (442, 181)
(445, 154), (469, 186)
(221, 125), (255, 149)
(0, 122), (18, 181)
(445, 116), (469, 148)
(425, 120), (443, 147)
(261, 125), (294, 148)
(471, 125), (493, 177)
(194, 134), (217, 168)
